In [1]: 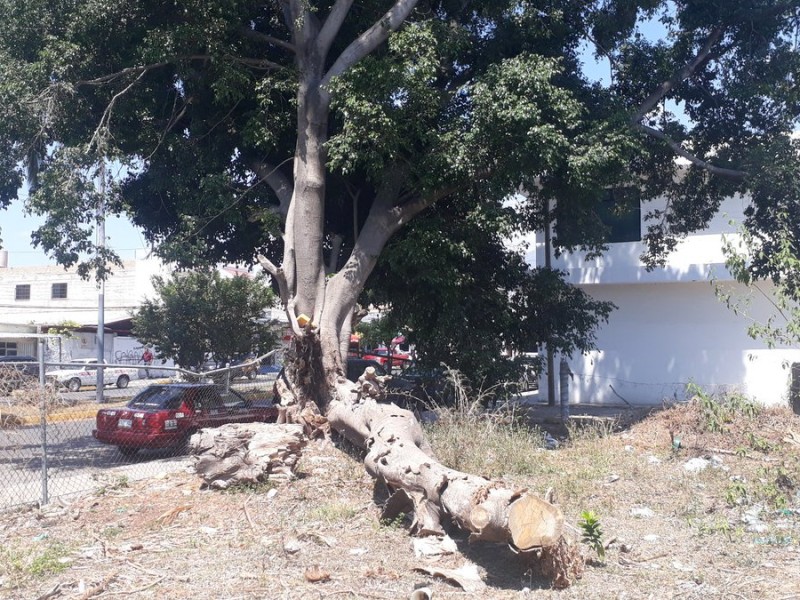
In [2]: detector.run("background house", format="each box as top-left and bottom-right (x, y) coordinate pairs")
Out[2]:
(528, 193), (800, 408)
(0, 249), (173, 363)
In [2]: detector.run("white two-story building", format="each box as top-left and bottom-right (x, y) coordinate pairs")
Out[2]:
(529, 192), (800, 409)
(0, 249), (171, 362)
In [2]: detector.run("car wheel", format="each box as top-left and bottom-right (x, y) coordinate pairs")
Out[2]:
(67, 378), (81, 392)
(118, 445), (139, 457)
(116, 374), (130, 389)
(247, 370), (257, 380)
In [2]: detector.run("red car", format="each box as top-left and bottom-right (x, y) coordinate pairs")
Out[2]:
(361, 347), (412, 370)
(93, 383), (278, 456)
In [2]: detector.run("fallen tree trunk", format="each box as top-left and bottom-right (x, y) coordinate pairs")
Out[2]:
(265, 341), (581, 586)
(326, 383), (580, 586)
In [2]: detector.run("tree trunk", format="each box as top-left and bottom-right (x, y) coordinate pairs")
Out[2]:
(270, 2), (579, 586)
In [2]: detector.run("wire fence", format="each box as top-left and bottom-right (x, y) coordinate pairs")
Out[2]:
(0, 357), (279, 511)
(569, 371), (753, 406)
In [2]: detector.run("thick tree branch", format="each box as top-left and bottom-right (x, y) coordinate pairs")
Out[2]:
(321, 0), (419, 89)
(317, 0), (354, 60)
(630, 27), (724, 124)
(252, 160), (293, 218)
(257, 254), (290, 307)
(77, 53), (283, 89)
(635, 123), (746, 180)
(629, 26), (749, 181)
(240, 27), (296, 53)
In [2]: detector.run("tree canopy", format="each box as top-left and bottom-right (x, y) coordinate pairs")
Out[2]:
(131, 270), (277, 370)
(1, 1), (799, 390)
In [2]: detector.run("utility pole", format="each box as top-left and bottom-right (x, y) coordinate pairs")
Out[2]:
(96, 158), (106, 404)
(543, 199), (556, 406)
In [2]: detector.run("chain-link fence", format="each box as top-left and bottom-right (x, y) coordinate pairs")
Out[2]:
(0, 355), (280, 511)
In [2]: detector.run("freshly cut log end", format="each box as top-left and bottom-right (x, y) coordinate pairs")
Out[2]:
(507, 494), (565, 550)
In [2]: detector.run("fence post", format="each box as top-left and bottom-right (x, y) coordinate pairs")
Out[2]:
(559, 357), (570, 423)
(38, 338), (49, 506)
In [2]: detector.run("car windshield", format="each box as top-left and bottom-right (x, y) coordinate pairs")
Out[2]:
(128, 386), (187, 410)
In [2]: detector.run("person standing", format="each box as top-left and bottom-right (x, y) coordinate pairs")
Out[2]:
(142, 348), (153, 378)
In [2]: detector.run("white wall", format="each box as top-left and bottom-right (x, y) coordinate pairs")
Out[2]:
(559, 281), (800, 406)
(0, 255), (173, 326)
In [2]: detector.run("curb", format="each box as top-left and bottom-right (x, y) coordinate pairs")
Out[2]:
(3, 400), (129, 427)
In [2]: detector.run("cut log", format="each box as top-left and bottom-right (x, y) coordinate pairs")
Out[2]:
(190, 423), (306, 489)
(327, 383), (568, 553)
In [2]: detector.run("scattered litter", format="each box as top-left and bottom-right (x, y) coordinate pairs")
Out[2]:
(413, 535), (457, 557)
(543, 433), (559, 450)
(409, 587), (432, 600)
(198, 526), (217, 536)
(647, 456), (662, 465)
(349, 547), (368, 556)
(671, 560), (694, 572)
(283, 537), (302, 554)
(414, 562), (486, 594)
(643, 534), (660, 542)
(709, 455), (724, 468)
(683, 458), (709, 473)
(741, 504), (768, 533)
(631, 507), (654, 518)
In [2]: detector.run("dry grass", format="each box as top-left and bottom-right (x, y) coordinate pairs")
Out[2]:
(1, 395), (799, 599)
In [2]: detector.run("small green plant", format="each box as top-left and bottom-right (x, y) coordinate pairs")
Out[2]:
(380, 512), (408, 529)
(221, 480), (275, 495)
(95, 475), (130, 496)
(724, 481), (749, 507)
(747, 433), (772, 453)
(0, 543), (71, 583)
(578, 510), (605, 561)
(691, 517), (739, 540)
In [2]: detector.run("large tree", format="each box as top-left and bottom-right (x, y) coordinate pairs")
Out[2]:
(1, 0), (799, 580)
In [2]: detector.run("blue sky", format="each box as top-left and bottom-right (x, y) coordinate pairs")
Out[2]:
(2, 196), (147, 267)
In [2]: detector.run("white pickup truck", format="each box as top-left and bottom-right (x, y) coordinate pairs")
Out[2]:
(48, 358), (139, 392)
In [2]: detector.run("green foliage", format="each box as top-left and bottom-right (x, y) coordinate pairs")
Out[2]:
(131, 270), (276, 369)
(48, 320), (81, 339)
(724, 481), (749, 507)
(578, 510), (605, 561)
(0, 542), (71, 585)
(1, 0), (799, 374)
(687, 383), (760, 434)
(366, 200), (615, 386)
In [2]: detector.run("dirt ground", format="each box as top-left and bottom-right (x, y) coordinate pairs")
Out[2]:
(1, 399), (799, 600)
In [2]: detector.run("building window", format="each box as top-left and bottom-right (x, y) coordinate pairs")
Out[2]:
(0, 342), (18, 357)
(15, 284), (31, 301)
(51, 283), (68, 299)
(598, 188), (641, 243)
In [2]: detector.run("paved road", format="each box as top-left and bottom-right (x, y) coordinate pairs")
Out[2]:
(0, 417), (193, 509)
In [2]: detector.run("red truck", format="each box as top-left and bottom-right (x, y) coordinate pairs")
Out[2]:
(93, 383), (277, 456)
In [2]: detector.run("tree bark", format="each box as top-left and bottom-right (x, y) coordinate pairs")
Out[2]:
(326, 383), (572, 579)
